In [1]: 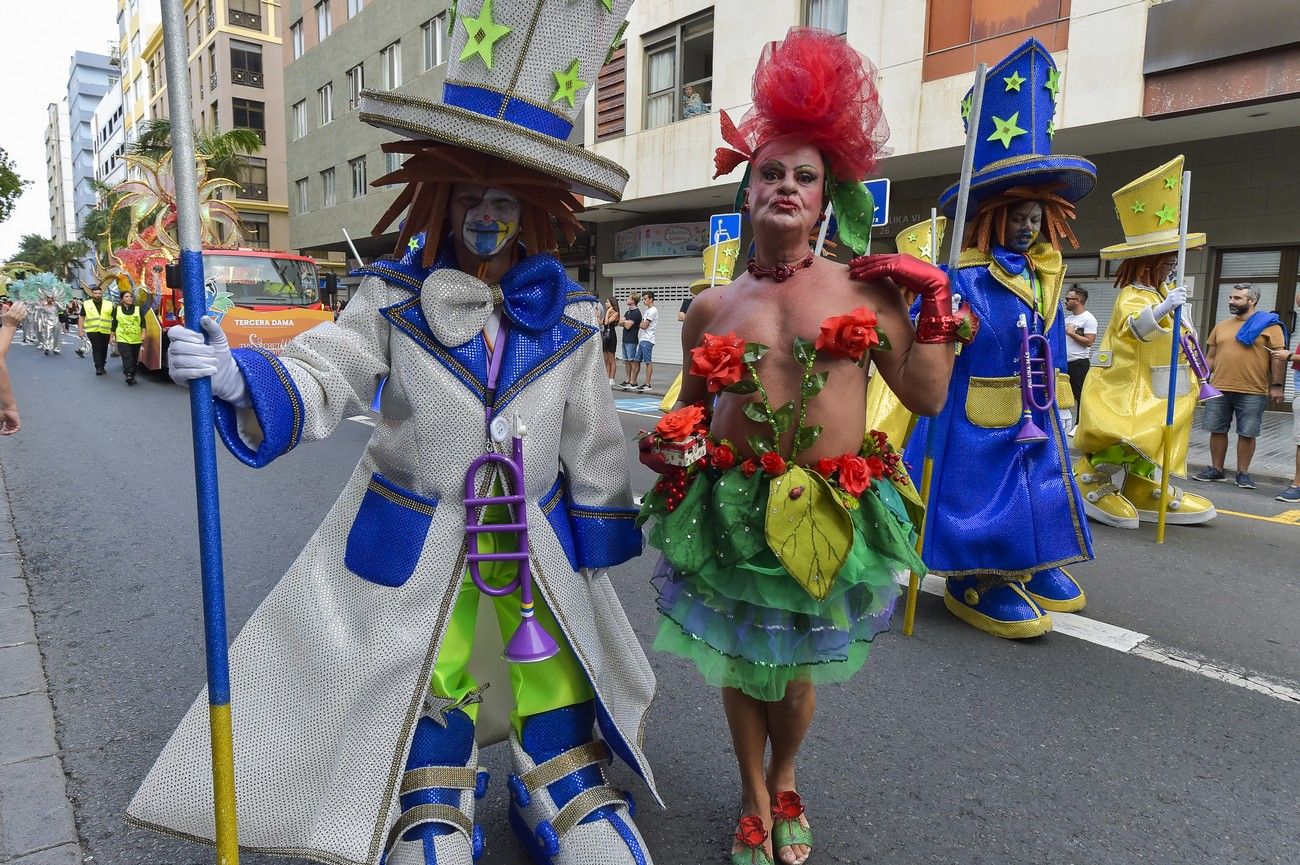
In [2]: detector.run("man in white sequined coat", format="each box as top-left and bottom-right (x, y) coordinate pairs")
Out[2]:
(128, 3), (658, 864)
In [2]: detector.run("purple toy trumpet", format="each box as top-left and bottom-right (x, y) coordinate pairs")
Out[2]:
(464, 416), (560, 664)
(1015, 312), (1056, 444)
(1179, 330), (1222, 403)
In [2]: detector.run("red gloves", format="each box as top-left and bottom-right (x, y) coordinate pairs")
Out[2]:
(637, 433), (673, 474)
(850, 254), (978, 345)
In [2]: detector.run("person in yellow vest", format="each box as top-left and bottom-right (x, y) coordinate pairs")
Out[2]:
(78, 285), (115, 376)
(1073, 155), (1215, 527)
(112, 290), (144, 385)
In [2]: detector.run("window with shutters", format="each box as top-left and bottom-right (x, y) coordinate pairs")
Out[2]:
(347, 64), (364, 109)
(595, 42), (626, 140)
(321, 167), (336, 207)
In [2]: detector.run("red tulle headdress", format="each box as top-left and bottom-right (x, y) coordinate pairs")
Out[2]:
(714, 27), (890, 183)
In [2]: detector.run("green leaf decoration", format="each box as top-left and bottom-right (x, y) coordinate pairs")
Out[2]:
(771, 400), (796, 434)
(725, 378), (759, 395)
(764, 466), (853, 601)
(746, 434), (772, 455)
(874, 327), (892, 353)
(793, 424), (822, 452)
(743, 342), (769, 364)
(831, 181), (875, 256)
(792, 336), (817, 367)
(711, 467), (768, 565)
(742, 401), (772, 424)
(651, 476), (714, 574)
(801, 370), (828, 399)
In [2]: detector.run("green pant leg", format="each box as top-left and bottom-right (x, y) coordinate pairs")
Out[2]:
(429, 574), (484, 724)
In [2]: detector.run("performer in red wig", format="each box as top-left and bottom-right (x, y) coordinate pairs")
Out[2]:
(639, 28), (973, 865)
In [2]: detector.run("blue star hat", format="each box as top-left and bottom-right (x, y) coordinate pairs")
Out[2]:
(938, 38), (1096, 220)
(359, 0), (633, 202)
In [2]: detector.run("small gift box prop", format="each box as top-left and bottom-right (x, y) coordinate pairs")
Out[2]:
(653, 432), (707, 468)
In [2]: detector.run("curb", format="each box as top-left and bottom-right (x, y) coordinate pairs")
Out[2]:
(0, 456), (82, 865)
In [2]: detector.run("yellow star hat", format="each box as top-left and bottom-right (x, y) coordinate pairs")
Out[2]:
(689, 238), (742, 295)
(1100, 155), (1206, 260)
(893, 216), (947, 264)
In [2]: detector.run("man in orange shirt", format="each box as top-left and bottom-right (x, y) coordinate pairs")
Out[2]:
(1195, 283), (1288, 489)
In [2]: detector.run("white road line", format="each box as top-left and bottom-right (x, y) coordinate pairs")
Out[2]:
(616, 408), (661, 420)
(896, 573), (1300, 705)
(346, 414), (376, 427)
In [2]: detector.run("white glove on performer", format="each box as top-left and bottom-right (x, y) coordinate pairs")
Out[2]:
(1153, 285), (1187, 320)
(167, 317), (250, 407)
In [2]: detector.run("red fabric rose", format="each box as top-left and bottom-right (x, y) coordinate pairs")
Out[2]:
(734, 815), (767, 848)
(741, 459), (758, 478)
(655, 404), (706, 441)
(690, 331), (747, 392)
(838, 454), (871, 496)
(865, 455), (886, 480)
(813, 457), (840, 478)
(712, 443), (736, 470)
(772, 791), (805, 820)
(815, 306), (880, 362)
(759, 451), (787, 476)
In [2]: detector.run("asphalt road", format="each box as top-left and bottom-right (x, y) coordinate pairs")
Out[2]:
(1, 336), (1296, 865)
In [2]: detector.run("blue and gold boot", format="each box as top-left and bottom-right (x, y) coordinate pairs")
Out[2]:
(943, 575), (1052, 639)
(507, 702), (653, 865)
(381, 702), (488, 865)
(1024, 567), (1086, 613)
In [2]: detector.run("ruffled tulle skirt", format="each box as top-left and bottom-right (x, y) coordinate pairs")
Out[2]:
(645, 469), (923, 701)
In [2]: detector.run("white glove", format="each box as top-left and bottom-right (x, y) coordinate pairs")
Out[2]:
(1153, 285), (1187, 320)
(167, 317), (250, 407)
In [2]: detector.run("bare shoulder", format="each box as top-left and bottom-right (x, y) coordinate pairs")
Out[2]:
(847, 269), (908, 316)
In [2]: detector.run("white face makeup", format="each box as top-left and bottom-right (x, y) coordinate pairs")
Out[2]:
(455, 185), (522, 258)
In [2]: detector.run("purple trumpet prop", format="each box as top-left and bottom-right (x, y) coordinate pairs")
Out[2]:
(1015, 313), (1055, 444)
(1179, 330), (1222, 403)
(464, 420), (560, 664)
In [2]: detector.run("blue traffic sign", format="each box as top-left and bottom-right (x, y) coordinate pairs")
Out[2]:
(864, 178), (890, 227)
(709, 212), (742, 245)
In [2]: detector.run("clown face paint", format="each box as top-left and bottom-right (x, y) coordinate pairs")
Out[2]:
(452, 184), (522, 258)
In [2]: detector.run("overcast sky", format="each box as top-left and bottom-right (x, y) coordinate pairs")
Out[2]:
(1, 1), (118, 259)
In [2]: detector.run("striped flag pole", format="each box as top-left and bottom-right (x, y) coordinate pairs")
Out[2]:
(159, 0), (240, 859)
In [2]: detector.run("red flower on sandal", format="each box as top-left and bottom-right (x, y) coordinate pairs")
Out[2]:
(735, 815), (768, 848)
(772, 791), (805, 820)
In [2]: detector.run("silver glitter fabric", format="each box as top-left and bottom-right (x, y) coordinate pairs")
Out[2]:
(127, 272), (658, 865)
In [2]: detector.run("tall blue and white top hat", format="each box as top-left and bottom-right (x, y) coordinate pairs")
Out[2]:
(938, 38), (1096, 219)
(360, 0), (633, 202)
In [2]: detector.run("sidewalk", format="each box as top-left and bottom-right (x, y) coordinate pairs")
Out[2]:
(1185, 407), (1295, 487)
(0, 460), (81, 865)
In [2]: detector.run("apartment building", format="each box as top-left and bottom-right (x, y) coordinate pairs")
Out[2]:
(92, 85), (128, 187)
(117, 0), (163, 147)
(280, 0), (459, 271)
(582, 0), (1300, 378)
(44, 102), (78, 245)
(66, 51), (117, 239)
(141, 0), (291, 251)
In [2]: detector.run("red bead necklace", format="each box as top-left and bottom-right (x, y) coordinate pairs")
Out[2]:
(746, 252), (814, 282)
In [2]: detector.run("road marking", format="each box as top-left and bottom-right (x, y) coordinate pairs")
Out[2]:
(346, 414), (376, 427)
(1217, 507), (1300, 526)
(896, 573), (1300, 705)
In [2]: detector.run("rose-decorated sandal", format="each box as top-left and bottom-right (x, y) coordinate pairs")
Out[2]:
(731, 814), (775, 865)
(771, 791), (813, 865)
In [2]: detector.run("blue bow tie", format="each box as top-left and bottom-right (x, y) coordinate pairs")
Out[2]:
(422, 253), (569, 346)
(992, 245), (1030, 276)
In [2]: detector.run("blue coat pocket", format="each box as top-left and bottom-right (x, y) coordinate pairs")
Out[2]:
(540, 476), (579, 572)
(345, 473), (439, 587)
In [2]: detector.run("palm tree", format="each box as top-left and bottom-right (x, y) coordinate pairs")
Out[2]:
(7, 234), (90, 282)
(80, 178), (136, 266)
(129, 118), (265, 187)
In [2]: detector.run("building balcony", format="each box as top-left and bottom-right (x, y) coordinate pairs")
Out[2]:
(239, 183), (268, 201)
(231, 68), (263, 88)
(228, 9), (262, 31)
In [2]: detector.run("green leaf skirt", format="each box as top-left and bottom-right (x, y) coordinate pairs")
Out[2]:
(644, 467), (925, 701)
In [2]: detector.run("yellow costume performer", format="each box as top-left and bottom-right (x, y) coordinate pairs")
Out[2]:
(659, 238), (741, 412)
(1074, 156), (1216, 527)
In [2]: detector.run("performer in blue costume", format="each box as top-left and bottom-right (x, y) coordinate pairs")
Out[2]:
(906, 38), (1096, 639)
(130, 3), (659, 865)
